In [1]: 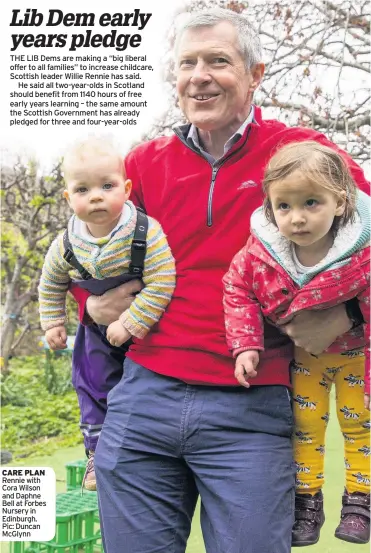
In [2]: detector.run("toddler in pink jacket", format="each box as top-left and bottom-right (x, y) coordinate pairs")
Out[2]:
(223, 141), (370, 546)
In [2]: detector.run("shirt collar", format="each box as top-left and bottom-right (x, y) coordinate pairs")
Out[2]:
(186, 105), (256, 162)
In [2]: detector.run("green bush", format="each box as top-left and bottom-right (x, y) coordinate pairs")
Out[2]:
(1, 355), (82, 458)
(43, 352), (75, 394)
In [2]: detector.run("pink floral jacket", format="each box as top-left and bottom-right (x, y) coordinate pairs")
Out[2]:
(223, 232), (370, 393)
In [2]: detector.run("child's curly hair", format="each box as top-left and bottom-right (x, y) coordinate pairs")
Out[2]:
(262, 141), (357, 230)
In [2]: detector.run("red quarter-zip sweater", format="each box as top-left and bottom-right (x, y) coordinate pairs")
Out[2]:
(72, 107), (370, 386)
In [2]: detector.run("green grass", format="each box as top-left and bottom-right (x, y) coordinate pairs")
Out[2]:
(6, 396), (369, 553)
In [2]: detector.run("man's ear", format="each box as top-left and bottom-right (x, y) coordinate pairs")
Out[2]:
(249, 63), (265, 93)
(63, 190), (71, 204)
(335, 191), (347, 216)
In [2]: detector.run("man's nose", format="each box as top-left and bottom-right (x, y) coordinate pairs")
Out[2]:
(190, 61), (212, 85)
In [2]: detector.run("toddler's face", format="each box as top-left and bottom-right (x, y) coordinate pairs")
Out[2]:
(269, 170), (346, 249)
(64, 154), (131, 234)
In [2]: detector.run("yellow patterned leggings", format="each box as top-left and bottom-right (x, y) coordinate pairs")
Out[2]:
(292, 348), (370, 495)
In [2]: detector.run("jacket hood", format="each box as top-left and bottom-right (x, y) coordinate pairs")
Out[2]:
(250, 189), (370, 286)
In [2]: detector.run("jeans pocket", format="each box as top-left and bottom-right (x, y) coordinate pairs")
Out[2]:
(251, 385), (294, 437)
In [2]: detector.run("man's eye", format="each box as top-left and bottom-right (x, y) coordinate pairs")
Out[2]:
(103, 182), (113, 190)
(278, 203), (290, 210)
(213, 57), (228, 64)
(306, 199), (318, 207)
(179, 59), (194, 67)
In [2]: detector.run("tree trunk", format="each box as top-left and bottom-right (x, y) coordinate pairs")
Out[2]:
(1, 317), (18, 376)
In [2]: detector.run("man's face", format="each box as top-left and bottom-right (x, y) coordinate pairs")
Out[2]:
(176, 22), (262, 133)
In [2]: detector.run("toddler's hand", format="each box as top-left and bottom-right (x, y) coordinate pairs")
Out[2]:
(45, 326), (67, 351)
(235, 350), (260, 388)
(364, 393), (370, 411)
(106, 320), (132, 347)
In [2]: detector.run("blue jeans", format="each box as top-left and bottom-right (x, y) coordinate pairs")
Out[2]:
(95, 358), (295, 553)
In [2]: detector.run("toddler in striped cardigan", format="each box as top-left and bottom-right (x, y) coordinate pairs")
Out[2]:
(39, 136), (176, 349)
(38, 137), (176, 491)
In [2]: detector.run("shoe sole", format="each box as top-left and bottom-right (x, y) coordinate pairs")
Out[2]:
(335, 531), (369, 544)
(292, 537), (320, 547)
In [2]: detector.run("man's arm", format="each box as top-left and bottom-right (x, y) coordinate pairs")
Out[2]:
(85, 280), (143, 326)
(68, 285), (92, 324)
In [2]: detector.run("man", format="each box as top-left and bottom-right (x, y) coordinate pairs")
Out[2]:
(73, 8), (369, 553)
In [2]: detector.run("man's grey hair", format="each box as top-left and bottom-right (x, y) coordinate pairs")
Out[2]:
(174, 8), (262, 70)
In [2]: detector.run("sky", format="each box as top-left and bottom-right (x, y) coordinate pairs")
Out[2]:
(0, 0), (187, 169)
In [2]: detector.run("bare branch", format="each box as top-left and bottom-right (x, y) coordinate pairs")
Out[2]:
(10, 321), (31, 354)
(260, 98), (370, 131)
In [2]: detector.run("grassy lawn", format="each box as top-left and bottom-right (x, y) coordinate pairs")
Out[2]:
(7, 394), (369, 553)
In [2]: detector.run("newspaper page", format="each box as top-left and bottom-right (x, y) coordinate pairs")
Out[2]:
(1, 0), (370, 551)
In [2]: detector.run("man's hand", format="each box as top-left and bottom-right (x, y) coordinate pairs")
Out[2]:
(364, 394), (370, 411)
(235, 350), (260, 388)
(278, 305), (351, 356)
(45, 326), (67, 351)
(86, 280), (143, 325)
(106, 321), (132, 347)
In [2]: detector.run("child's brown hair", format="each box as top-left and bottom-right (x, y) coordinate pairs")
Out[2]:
(262, 141), (357, 230)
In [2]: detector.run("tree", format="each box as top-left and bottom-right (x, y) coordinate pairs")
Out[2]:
(146, 0), (370, 167)
(1, 158), (71, 372)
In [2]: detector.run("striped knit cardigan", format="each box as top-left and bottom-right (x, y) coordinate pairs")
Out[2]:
(38, 201), (176, 338)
